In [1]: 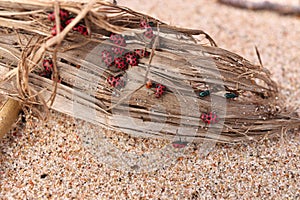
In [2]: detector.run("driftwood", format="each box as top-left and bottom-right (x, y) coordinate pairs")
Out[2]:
(218, 0), (300, 16)
(0, 0), (299, 144)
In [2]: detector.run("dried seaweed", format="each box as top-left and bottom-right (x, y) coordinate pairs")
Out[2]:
(0, 0), (299, 143)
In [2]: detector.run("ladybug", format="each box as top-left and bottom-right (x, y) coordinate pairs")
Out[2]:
(74, 25), (88, 36)
(51, 25), (64, 36)
(155, 84), (166, 98)
(139, 20), (154, 39)
(200, 112), (218, 125)
(199, 90), (210, 97)
(101, 50), (114, 67)
(111, 47), (125, 56)
(48, 12), (55, 21)
(140, 20), (149, 28)
(144, 26), (154, 39)
(134, 49), (150, 58)
(114, 57), (128, 70)
(65, 18), (74, 26)
(48, 9), (69, 22)
(42, 59), (53, 72)
(59, 10), (69, 21)
(124, 52), (138, 66)
(172, 140), (188, 149)
(107, 76), (125, 88)
(109, 34), (126, 47)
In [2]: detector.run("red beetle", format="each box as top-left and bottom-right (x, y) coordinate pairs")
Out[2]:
(134, 49), (150, 58)
(200, 112), (218, 124)
(111, 47), (125, 56)
(75, 25), (88, 36)
(124, 52), (138, 66)
(114, 57), (128, 70)
(155, 84), (166, 98)
(139, 20), (154, 39)
(42, 59), (53, 72)
(51, 25), (64, 36)
(109, 34), (126, 47)
(107, 76), (125, 88)
(48, 9), (69, 22)
(144, 26), (154, 39)
(101, 50), (114, 67)
(172, 140), (188, 149)
(140, 20), (148, 28)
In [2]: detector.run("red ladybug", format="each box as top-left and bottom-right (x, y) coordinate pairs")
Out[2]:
(114, 57), (128, 70)
(101, 50), (114, 67)
(111, 47), (125, 56)
(65, 18), (74, 26)
(134, 49), (150, 58)
(48, 9), (69, 22)
(172, 140), (188, 148)
(109, 34), (126, 47)
(124, 52), (138, 66)
(48, 12), (55, 21)
(144, 26), (154, 39)
(43, 59), (53, 72)
(140, 20), (148, 28)
(139, 20), (154, 39)
(155, 84), (166, 98)
(51, 25), (64, 36)
(200, 112), (218, 125)
(59, 10), (69, 21)
(107, 76), (125, 88)
(74, 25), (88, 36)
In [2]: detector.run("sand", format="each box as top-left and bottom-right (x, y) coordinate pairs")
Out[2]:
(1, 0), (300, 199)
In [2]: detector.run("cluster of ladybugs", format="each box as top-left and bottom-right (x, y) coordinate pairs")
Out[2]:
(102, 33), (151, 89)
(103, 20), (167, 98)
(48, 9), (88, 36)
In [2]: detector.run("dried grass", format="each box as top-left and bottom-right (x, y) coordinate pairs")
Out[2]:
(0, 0), (299, 143)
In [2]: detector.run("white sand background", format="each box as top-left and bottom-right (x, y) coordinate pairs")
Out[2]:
(0, 0), (300, 199)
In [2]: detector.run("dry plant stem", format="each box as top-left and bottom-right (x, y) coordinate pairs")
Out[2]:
(0, 98), (22, 139)
(2, 0), (96, 83)
(0, 0), (299, 143)
(218, 0), (300, 16)
(0, 0), (96, 137)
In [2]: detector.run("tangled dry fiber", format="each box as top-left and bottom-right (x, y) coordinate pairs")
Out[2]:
(0, 0), (299, 143)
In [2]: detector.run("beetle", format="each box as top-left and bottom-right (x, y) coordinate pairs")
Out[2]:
(200, 112), (218, 124)
(172, 140), (189, 149)
(224, 92), (238, 99)
(101, 50), (114, 67)
(114, 57), (128, 70)
(124, 52), (138, 66)
(155, 84), (166, 98)
(134, 49), (150, 58)
(107, 76), (125, 88)
(199, 90), (210, 97)
(109, 34), (127, 47)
